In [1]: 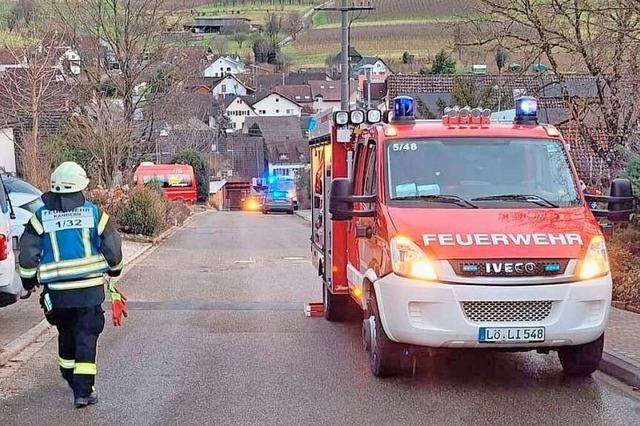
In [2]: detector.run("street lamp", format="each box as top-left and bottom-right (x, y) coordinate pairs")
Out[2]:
(361, 64), (375, 109)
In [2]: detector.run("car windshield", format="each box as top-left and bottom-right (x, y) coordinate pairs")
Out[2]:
(386, 138), (580, 208)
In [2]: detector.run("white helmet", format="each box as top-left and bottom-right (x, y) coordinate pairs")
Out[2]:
(50, 162), (90, 193)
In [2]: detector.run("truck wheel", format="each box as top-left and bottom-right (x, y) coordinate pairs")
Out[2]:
(323, 284), (355, 322)
(558, 333), (604, 376)
(365, 290), (401, 377)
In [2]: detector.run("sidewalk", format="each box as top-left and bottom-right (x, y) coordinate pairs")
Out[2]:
(602, 307), (640, 386)
(295, 209), (311, 223)
(0, 240), (151, 356)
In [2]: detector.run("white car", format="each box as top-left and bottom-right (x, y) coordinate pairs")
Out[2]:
(0, 175), (20, 307)
(3, 175), (43, 248)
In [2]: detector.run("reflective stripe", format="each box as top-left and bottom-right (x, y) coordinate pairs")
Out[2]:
(98, 213), (109, 235)
(110, 259), (124, 272)
(57, 356), (75, 369)
(19, 266), (37, 278)
(39, 260), (109, 283)
(74, 362), (96, 375)
(47, 276), (106, 291)
(30, 216), (44, 235)
(40, 255), (107, 272)
(82, 228), (91, 257)
(49, 232), (61, 262)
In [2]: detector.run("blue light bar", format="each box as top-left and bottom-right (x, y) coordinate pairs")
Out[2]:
(515, 96), (538, 124)
(392, 96), (415, 122)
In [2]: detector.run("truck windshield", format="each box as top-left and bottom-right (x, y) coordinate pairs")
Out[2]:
(386, 138), (580, 208)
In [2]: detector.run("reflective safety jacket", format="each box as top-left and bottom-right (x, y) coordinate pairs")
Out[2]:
(18, 192), (123, 308)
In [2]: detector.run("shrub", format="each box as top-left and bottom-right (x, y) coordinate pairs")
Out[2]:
(609, 235), (640, 306)
(120, 185), (168, 236)
(172, 149), (208, 201)
(87, 186), (129, 227)
(626, 155), (640, 201)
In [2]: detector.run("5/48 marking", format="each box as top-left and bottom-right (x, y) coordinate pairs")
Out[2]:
(392, 143), (417, 151)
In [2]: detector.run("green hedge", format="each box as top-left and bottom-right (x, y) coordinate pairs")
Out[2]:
(120, 184), (168, 236)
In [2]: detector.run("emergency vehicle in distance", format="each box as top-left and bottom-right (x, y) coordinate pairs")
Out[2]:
(308, 96), (634, 377)
(134, 163), (197, 203)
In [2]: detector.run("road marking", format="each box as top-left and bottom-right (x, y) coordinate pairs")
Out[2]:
(283, 256), (306, 261)
(234, 258), (256, 264)
(123, 301), (303, 312)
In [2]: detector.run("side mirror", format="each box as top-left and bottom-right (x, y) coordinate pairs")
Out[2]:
(329, 179), (354, 221)
(608, 178), (634, 221)
(329, 178), (376, 221)
(585, 178), (634, 222)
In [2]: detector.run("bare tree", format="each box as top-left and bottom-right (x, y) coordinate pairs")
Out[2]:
(264, 11), (283, 43)
(0, 35), (69, 188)
(51, 0), (201, 186)
(283, 11), (305, 41)
(474, 0), (640, 178)
(211, 35), (228, 55)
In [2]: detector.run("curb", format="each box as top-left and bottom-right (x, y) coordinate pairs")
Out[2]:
(294, 210), (311, 224)
(0, 214), (212, 368)
(0, 320), (51, 367)
(599, 351), (640, 388)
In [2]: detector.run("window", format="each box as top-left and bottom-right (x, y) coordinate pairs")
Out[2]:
(286, 109), (292, 114)
(276, 109), (280, 113)
(386, 138), (580, 208)
(363, 144), (377, 196)
(275, 98), (279, 102)
(227, 67), (231, 71)
(221, 84), (226, 93)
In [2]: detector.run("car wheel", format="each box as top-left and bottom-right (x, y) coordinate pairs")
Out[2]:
(365, 289), (403, 377)
(287, 209), (294, 215)
(558, 333), (604, 376)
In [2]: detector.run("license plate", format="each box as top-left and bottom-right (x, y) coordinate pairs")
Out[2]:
(479, 327), (545, 343)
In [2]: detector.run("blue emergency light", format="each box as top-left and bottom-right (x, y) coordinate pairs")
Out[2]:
(392, 96), (415, 122)
(514, 96), (538, 124)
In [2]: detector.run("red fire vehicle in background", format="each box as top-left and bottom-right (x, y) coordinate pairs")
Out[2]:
(134, 162), (197, 203)
(308, 96), (634, 377)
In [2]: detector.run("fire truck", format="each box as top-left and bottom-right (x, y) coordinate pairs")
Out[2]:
(308, 96), (634, 377)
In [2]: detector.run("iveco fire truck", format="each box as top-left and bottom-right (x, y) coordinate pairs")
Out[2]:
(308, 96), (634, 377)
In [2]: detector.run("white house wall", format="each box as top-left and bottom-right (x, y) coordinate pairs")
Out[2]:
(204, 57), (245, 78)
(213, 76), (249, 99)
(0, 128), (16, 174)
(253, 94), (301, 117)
(225, 98), (256, 132)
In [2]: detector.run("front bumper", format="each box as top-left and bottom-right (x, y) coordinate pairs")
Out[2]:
(374, 273), (611, 348)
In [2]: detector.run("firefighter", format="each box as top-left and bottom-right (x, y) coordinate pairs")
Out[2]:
(18, 162), (126, 408)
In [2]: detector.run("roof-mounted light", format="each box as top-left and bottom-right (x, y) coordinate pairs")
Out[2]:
(443, 106), (491, 126)
(334, 111), (349, 126)
(350, 109), (365, 125)
(367, 109), (382, 124)
(391, 96), (415, 122)
(515, 96), (538, 124)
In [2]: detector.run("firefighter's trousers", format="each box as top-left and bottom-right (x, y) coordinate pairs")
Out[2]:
(52, 305), (105, 398)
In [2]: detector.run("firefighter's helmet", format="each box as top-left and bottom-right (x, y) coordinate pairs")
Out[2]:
(50, 162), (90, 193)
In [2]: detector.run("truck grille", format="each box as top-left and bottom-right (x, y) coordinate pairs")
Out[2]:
(462, 300), (553, 323)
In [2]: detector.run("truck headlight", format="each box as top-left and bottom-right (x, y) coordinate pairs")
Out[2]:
(578, 235), (609, 280)
(390, 236), (437, 281)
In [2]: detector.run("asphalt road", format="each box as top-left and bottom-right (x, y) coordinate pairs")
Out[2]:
(2, 211), (640, 425)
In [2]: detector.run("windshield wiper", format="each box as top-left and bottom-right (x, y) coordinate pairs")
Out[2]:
(393, 194), (478, 209)
(471, 194), (559, 208)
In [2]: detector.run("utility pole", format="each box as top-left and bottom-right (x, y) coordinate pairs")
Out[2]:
(317, 1), (375, 111)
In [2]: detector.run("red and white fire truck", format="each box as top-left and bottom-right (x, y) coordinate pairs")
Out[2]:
(308, 96), (634, 377)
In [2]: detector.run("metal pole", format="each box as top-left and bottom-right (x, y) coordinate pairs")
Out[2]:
(367, 67), (372, 109)
(340, 0), (349, 111)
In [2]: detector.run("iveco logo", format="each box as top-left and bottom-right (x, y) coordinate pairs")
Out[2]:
(485, 262), (537, 274)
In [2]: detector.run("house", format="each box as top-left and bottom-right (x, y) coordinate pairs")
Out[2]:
(252, 92), (303, 117)
(186, 16), (251, 33)
(242, 116), (308, 178)
(221, 95), (257, 133)
(212, 74), (255, 99)
(0, 127), (16, 173)
(272, 85), (313, 112)
(58, 48), (82, 76)
(309, 80), (357, 112)
(226, 134), (266, 181)
(359, 81), (388, 109)
(0, 48), (26, 72)
(353, 57), (393, 98)
(204, 55), (246, 78)
(328, 47), (363, 78)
